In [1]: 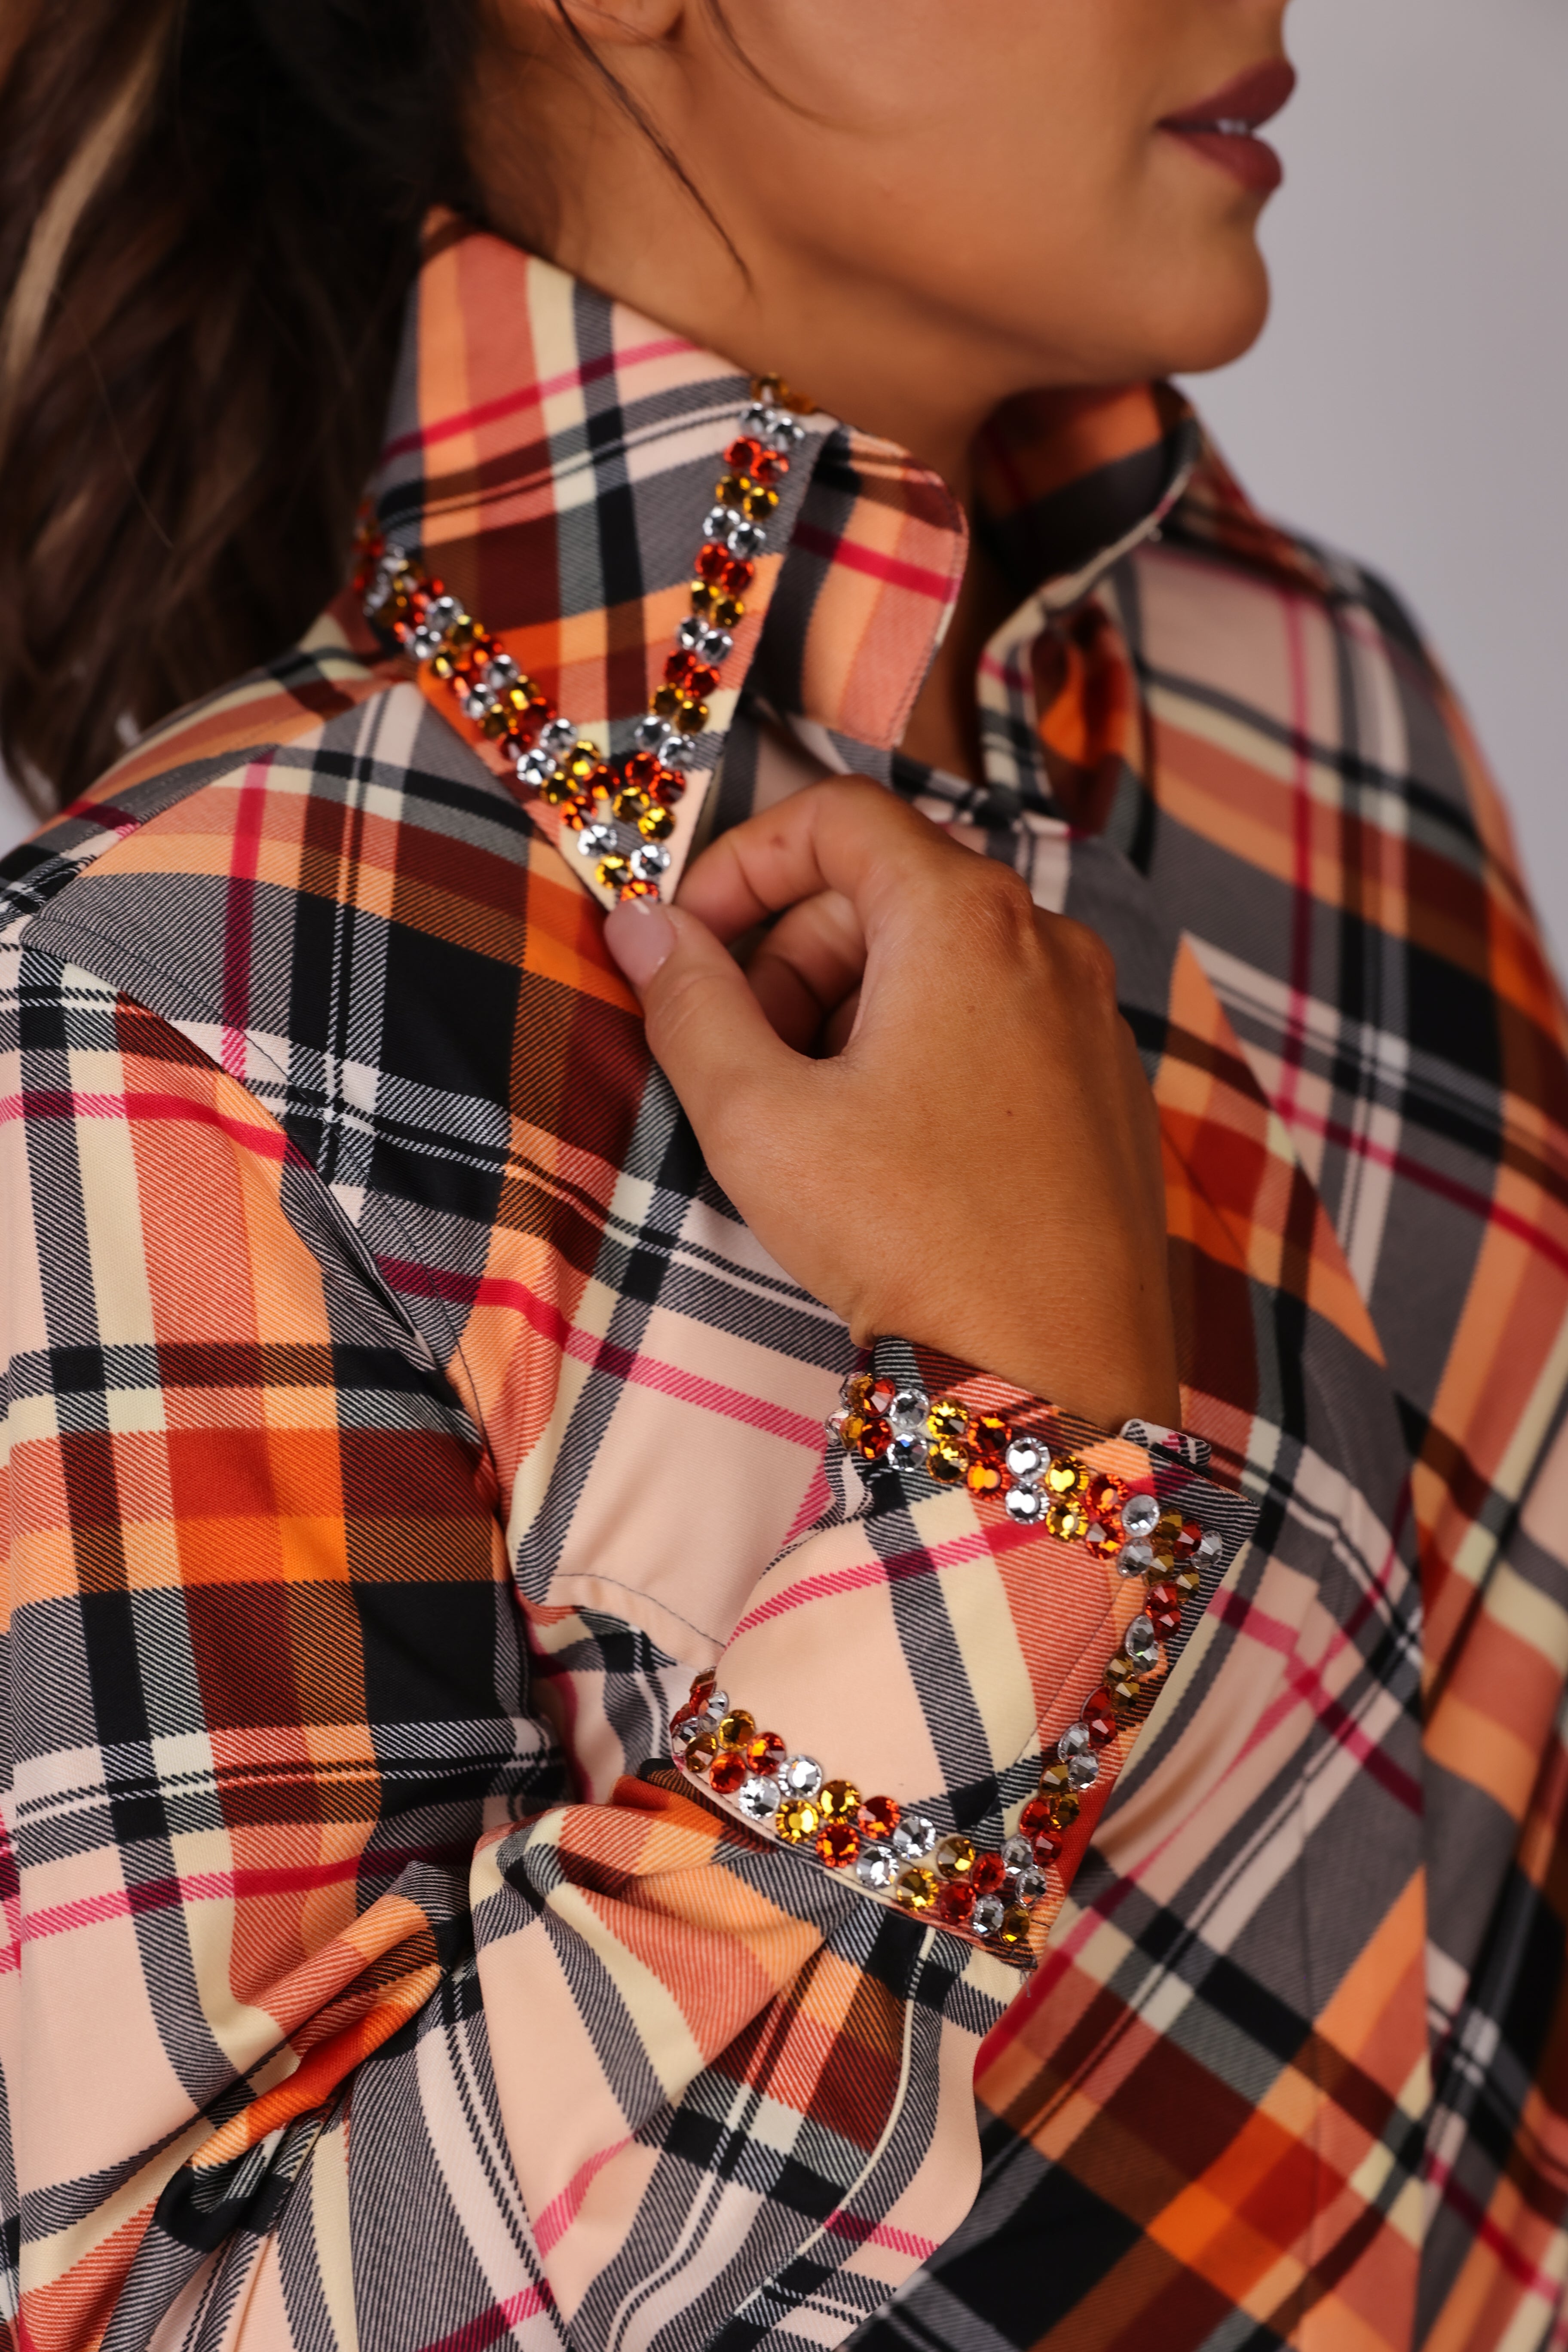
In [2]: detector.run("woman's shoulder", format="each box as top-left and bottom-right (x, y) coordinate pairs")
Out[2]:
(0, 607), (539, 952)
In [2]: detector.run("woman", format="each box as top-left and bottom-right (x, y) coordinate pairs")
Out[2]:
(1, 3), (1564, 2348)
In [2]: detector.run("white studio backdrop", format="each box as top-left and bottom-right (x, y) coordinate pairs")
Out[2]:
(1182, 0), (1568, 971)
(3, 0), (1565, 973)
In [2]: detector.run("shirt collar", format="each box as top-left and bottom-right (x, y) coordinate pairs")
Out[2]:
(365, 217), (1207, 900)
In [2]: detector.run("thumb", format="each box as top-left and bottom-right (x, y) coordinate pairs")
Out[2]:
(603, 896), (799, 1140)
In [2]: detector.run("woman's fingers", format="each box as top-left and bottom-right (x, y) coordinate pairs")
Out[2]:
(744, 888), (865, 1050)
(602, 896), (803, 1141)
(677, 775), (956, 946)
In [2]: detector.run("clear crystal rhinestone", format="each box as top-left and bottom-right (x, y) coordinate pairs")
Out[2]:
(696, 626), (732, 663)
(1005, 1486), (1045, 1525)
(670, 1717), (699, 1752)
(782, 1754), (822, 1797)
(890, 1433), (929, 1473)
(659, 733), (695, 770)
(515, 748), (554, 787)
(704, 1689), (729, 1721)
(1118, 1540), (1156, 1577)
(1012, 1865), (1048, 1905)
(1005, 1438), (1048, 1481)
(726, 520), (766, 559)
(738, 1774), (781, 1822)
(461, 689), (495, 722)
(630, 843), (671, 883)
(1001, 1835), (1034, 1875)
(1121, 1492), (1160, 1538)
(856, 1842), (898, 1891)
(891, 1812), (936, 1860)
(889, 1387), (929, 1433)
(1057, 1721), (1090, 1763)
(704, 505), (742, 541)
(482, 653), (519, 690)
(1197, 1530), (1222, 1563)
(739, 402), (773, 437)
(971, 1894), (1006, 1936)
(1067, 1751), (1100, 1791)
(539, 717), (578, 759)
(1125, 1614), (1158, 1669)
(677, 616), (707, 650)
(579, 824), (618, 859)
(633, 713), (671, 750)
(408, 626), (447, 661)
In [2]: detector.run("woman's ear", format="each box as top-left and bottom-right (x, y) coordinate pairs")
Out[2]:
(495, 0), (684, 46)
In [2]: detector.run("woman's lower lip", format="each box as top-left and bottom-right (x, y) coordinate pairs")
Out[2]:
(1162, 126), (1284, 197)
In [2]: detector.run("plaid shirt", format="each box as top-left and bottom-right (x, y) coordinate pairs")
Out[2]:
(3, 216), (1566, 2352)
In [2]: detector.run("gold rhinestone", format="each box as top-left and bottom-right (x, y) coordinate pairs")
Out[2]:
(775, 1796), (821, 1843)
(995, 1906), (1032, 1948)
(927, 1400), (969, 1442)
(936, 1835), (976, 1879)
(895, 1867), (938, 1913)
(820, 1779), (861, 1819)
(927, 1442), (968, 1486)
(717, 1711), (756, 1750)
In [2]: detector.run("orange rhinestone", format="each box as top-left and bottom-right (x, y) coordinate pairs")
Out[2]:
(710, 1750), (748, 1795)
(747, 1730), (786, 1776)
(685, 1732), (718, 1773)
(966, 1461), (1004, 1495)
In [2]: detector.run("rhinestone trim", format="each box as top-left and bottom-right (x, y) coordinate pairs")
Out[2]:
(354, 377), (811, 902)
(669, 1455), (1217, 1969)
(831, 1372), (1224, 1581)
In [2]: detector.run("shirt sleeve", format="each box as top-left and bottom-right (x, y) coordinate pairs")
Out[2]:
(0, 950), (1253, 2352)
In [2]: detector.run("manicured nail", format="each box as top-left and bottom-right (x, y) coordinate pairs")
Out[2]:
(603, 897), (677, 987)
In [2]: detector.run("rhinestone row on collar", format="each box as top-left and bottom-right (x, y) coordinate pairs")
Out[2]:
(353, 377), (811, 902)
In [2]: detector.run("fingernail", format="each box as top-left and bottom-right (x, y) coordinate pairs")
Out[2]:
(603, 897), (677, 987)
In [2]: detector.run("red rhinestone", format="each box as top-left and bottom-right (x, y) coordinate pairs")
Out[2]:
(1019, 1795), (1056, 1839)
(753, 448), (789, 487)
(695, 541), (732, 584)
(852, 1415), (892, 1463)
(724, 435), (763, 473)
(971, 1415), (1010, 1463)
(1147, 1582), (1183, 1636)
(815, 1818), (858, 1868)
(934, 1880), (976, 1926)
(857, 1795), (900, 1841)
(622, 750), (661, 789)
(747, 1730), (786, 1776)
(1081, 1690), (1118, 1748)
(709, 1750), (748, 1795)
(1177, 1517), (1202, 1553)
(662, 652), (721, 699)
(1031, 1824), (1066, 1865)
(971, 1853), (1007, 1896)
(722, 557), (755, 595)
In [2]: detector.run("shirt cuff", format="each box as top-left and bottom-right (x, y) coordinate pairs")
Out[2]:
(666, 1336), (1256, 1972)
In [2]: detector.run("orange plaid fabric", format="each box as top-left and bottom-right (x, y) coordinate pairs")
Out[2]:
(0, 218), (1565, 2352)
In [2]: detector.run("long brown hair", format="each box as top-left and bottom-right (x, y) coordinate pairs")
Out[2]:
(0, 0), (478, 812)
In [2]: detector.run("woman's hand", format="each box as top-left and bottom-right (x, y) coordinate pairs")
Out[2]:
(603, 780), (1180, 1433)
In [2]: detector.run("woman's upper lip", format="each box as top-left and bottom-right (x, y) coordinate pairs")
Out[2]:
(1160, 58), (1297, 134)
